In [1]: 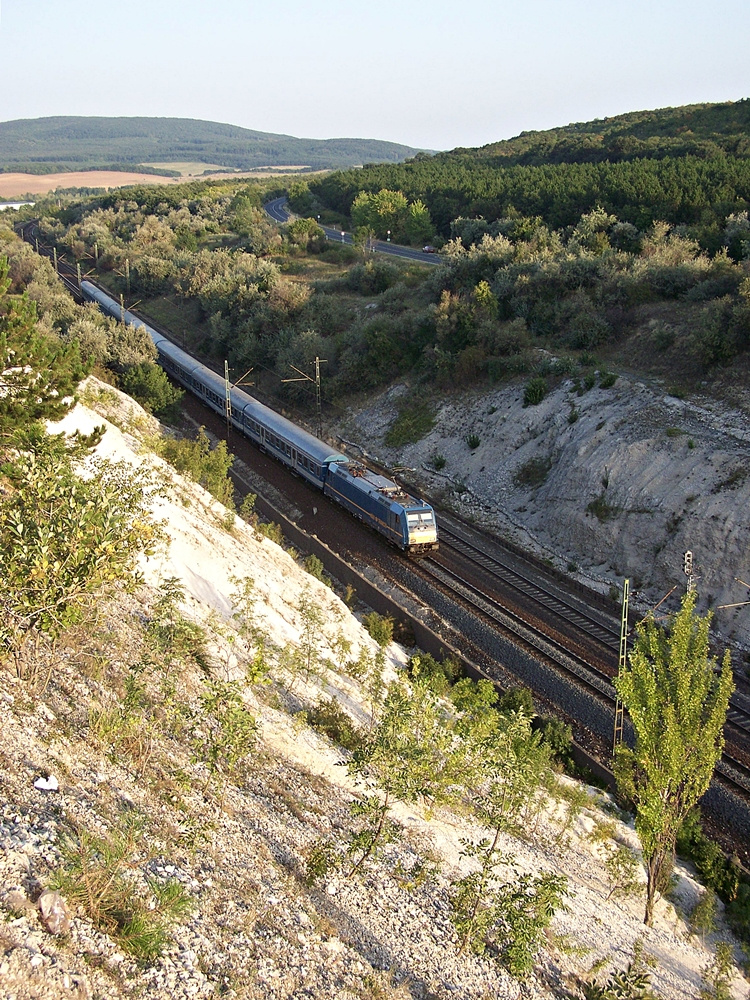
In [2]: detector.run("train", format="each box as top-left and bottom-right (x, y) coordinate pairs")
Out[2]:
(80, 281), (439, 554)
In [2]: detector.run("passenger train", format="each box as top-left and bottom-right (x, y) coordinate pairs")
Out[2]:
(80, 281), (439, 554)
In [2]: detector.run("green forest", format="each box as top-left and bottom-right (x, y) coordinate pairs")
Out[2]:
(0, 116), (425, 174)
(13, 158), (747, 424)
(300, 99), (750, 244)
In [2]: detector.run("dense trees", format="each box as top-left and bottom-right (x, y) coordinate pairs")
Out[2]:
(309, 152), (750, 247)
(26, 147), (750, 415)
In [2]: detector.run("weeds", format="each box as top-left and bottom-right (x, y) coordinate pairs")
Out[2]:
(51, 816), (193, 962)
(523, 376), (548, 407)
(384, 399), (436, 447)
(514, 456), (552, 489)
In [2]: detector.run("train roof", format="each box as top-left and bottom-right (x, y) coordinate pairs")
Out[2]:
(81, 281), (348, 468)
(230, 384), (348, 466)
(331, 463), (431, 510)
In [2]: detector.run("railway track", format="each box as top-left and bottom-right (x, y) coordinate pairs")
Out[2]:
(407, 526), (750, 802)
(436, 521), (622, 651)
(18, 220), (750, 829)
(433, 516), (750, 737)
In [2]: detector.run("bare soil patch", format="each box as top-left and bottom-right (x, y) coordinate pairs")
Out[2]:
(0, 166), (319, 199)
(0, 170), (181, 199)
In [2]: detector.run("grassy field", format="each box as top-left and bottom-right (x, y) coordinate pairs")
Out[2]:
(143, 161), (312, 177)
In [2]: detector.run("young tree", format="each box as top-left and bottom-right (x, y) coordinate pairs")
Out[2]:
(345, 679), (461, 873)
(614, 591), (734, 925)
(0, 432), (161, 673)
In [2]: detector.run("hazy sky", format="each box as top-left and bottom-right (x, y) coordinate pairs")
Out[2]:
(1, 0), (748, 151)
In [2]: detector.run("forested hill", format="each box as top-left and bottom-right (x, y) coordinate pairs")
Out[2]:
(455, 99), (750, 166)
(0, 116), (426, 173)
(304, 99), (750, 240)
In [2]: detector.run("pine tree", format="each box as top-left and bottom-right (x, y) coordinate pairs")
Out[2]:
(0, 257), (88, 434)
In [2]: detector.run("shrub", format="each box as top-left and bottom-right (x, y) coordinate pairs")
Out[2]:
(598, 371), (617, 389)
(523, 376), (548, 407)
(533, 715), (573, 766)
(303, 553), (332, 587)
(119, 362), (183, 417)
(362, 611), (394, 647)
(514, 456), (552, 488)
(157, 427), (235, 507)
(384, 400), (436, 447)
(0, 435), (160, 671)
(406, 652), (459, 695)
(466, 433), (481, 450)
(257, 520), (284, 544)
(430, 452), (446, 470)
(587, 493), (617, 522)
(497, 686), (535, 716)
(305, 698), (362, 751)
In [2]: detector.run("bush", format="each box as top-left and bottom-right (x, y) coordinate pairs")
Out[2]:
(385, 400), (436, 447)
(523, 376), (548, 407)
(533, 715), (573, 766)
(157, 428), (235, 507)
(305, 698), (362, 751)
(466, 433), (480, 450)
(677, 808), (745, 923)
(257, 520), (284, 545)
(119, 362), (183, 417)
(587, 493), (617, 522)
(0, 435), (159, 669)
(430, 452), (446, 470)
(362, 611), (394, 647)
(497, 686), (535, 716)
(406, 652), (459, 695)
(514, 456), (551, 489)
(303, 553), (332, 587)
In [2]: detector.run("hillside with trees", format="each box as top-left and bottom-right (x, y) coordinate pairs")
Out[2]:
(302, 99), (750, 240)
(0, 116), (427, 175)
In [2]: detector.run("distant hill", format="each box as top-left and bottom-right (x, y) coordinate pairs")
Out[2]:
(450, 99), (750, 165)
(0, 116), (428, 173)
(307, 99), (750, 234)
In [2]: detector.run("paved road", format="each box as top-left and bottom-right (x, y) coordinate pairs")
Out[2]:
(264, 196), (442, 265)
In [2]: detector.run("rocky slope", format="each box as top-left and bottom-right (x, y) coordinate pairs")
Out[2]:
(343, 371), (750, 656)
(0, 382), (747, 1000)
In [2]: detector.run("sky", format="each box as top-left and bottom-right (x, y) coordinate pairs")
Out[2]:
(1, 0), (748, 151)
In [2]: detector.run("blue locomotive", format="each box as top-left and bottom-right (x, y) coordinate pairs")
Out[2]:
(80, 281), (438, 554)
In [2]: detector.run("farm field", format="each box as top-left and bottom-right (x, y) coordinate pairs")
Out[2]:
(0, 165), (313, 199)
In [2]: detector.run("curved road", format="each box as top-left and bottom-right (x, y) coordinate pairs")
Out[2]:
(264, 197), (442, 265)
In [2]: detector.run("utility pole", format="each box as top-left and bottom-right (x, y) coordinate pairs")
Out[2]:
(76, 262), (82, 292)
(53, 247), (58, 273)
(224, 362), (255, 439)
(125, 258), (130, 296)
(683, 550), (694, 594)
(120, 294), (125, 325)
(282, 357), (327, 438)
(224, 361), (232, 438)
(613, 578), (629, 753)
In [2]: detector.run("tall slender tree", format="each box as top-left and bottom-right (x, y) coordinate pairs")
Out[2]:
(614, 591), (734, 925)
